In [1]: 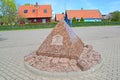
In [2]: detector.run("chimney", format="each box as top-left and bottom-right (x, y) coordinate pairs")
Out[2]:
(81, 8), (83, 10)
(36, 2), (38, 8)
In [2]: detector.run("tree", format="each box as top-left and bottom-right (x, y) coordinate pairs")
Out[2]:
(111, 11), (120, 22)
(72, 17), (77, 23)
(0, 0), (17, 25)
(17, 16), (29, 24)
(24, 3), (31, 6)
(80, 17), (84, 23)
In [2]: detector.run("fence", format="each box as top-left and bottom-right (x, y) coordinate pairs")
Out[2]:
(0, 22), (57, 31)
(71, 22), (120, 27)
(0, 22), (120, 31)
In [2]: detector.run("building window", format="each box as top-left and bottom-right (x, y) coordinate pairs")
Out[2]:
(43, 9), (47, 13)
(32, 9), (35, 13)
(24, 10), (28, 13)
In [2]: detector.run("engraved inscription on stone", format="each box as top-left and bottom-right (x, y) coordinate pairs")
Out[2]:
(51, 34), (63, 45)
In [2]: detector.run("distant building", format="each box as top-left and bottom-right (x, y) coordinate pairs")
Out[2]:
(102, 13), (112, 20)
(55, 13), (65, 21)
(18, 3), (52, 23)
(102, 15), (107, 19)
(65, 9), (102, 23)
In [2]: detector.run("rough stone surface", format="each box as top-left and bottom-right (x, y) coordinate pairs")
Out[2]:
(24, 21), (101, 72)
(77, 45), (101, 71)
(36, 21), (84, 59)
(23, 21), (100, 72)
(24, 45), (101, 72)
(25, 54), (79, 72)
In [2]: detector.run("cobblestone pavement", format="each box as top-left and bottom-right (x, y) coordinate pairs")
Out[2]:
(0, 26), (120, 80)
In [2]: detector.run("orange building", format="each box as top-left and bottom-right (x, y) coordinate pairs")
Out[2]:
(55, 14), (65, 21)
(65, 9), (102, 23)
(18, 3), (52, 23)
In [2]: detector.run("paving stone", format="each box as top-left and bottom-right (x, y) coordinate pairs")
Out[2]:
(0, 26), (120, 80)
(0, 76), (5, 80)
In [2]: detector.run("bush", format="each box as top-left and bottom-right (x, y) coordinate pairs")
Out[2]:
(0, 22), (57, 31)
(80, 17), (84, 23)
(72, 17), (77, 23)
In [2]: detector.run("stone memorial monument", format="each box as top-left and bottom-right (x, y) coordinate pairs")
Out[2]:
(24, 20), (101, 72)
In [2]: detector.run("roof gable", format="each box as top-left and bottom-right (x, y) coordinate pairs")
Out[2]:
(66, 10), (102, 19)
(55, 14), (65, 21)
(18, 5), (52, 18)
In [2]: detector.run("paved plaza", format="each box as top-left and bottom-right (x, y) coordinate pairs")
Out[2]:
(0, 26), (120, 80)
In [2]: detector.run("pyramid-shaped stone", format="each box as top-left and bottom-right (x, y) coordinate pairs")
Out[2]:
(36, 20), (84, 59)
(24, 20), (101, 72)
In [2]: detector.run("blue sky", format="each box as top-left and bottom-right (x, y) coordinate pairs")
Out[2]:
(15, 0), (120, 15)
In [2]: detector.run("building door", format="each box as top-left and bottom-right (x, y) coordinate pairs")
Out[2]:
(34, 19), (37, 23)
(42, 19), (46, 23)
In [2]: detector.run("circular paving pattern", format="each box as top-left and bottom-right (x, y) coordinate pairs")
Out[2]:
(0, 27), (120, 80)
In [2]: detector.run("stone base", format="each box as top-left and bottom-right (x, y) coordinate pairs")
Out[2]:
(24, 58), (103, 77)
(24, 54), (80, 72)
(77, 45), (101, 71)
(24, 45), (101, 72)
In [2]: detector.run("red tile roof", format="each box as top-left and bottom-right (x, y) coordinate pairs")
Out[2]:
(66, 10), (102, 19)
(55, 14), (65, 21)
(18, 5), (52, 18)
